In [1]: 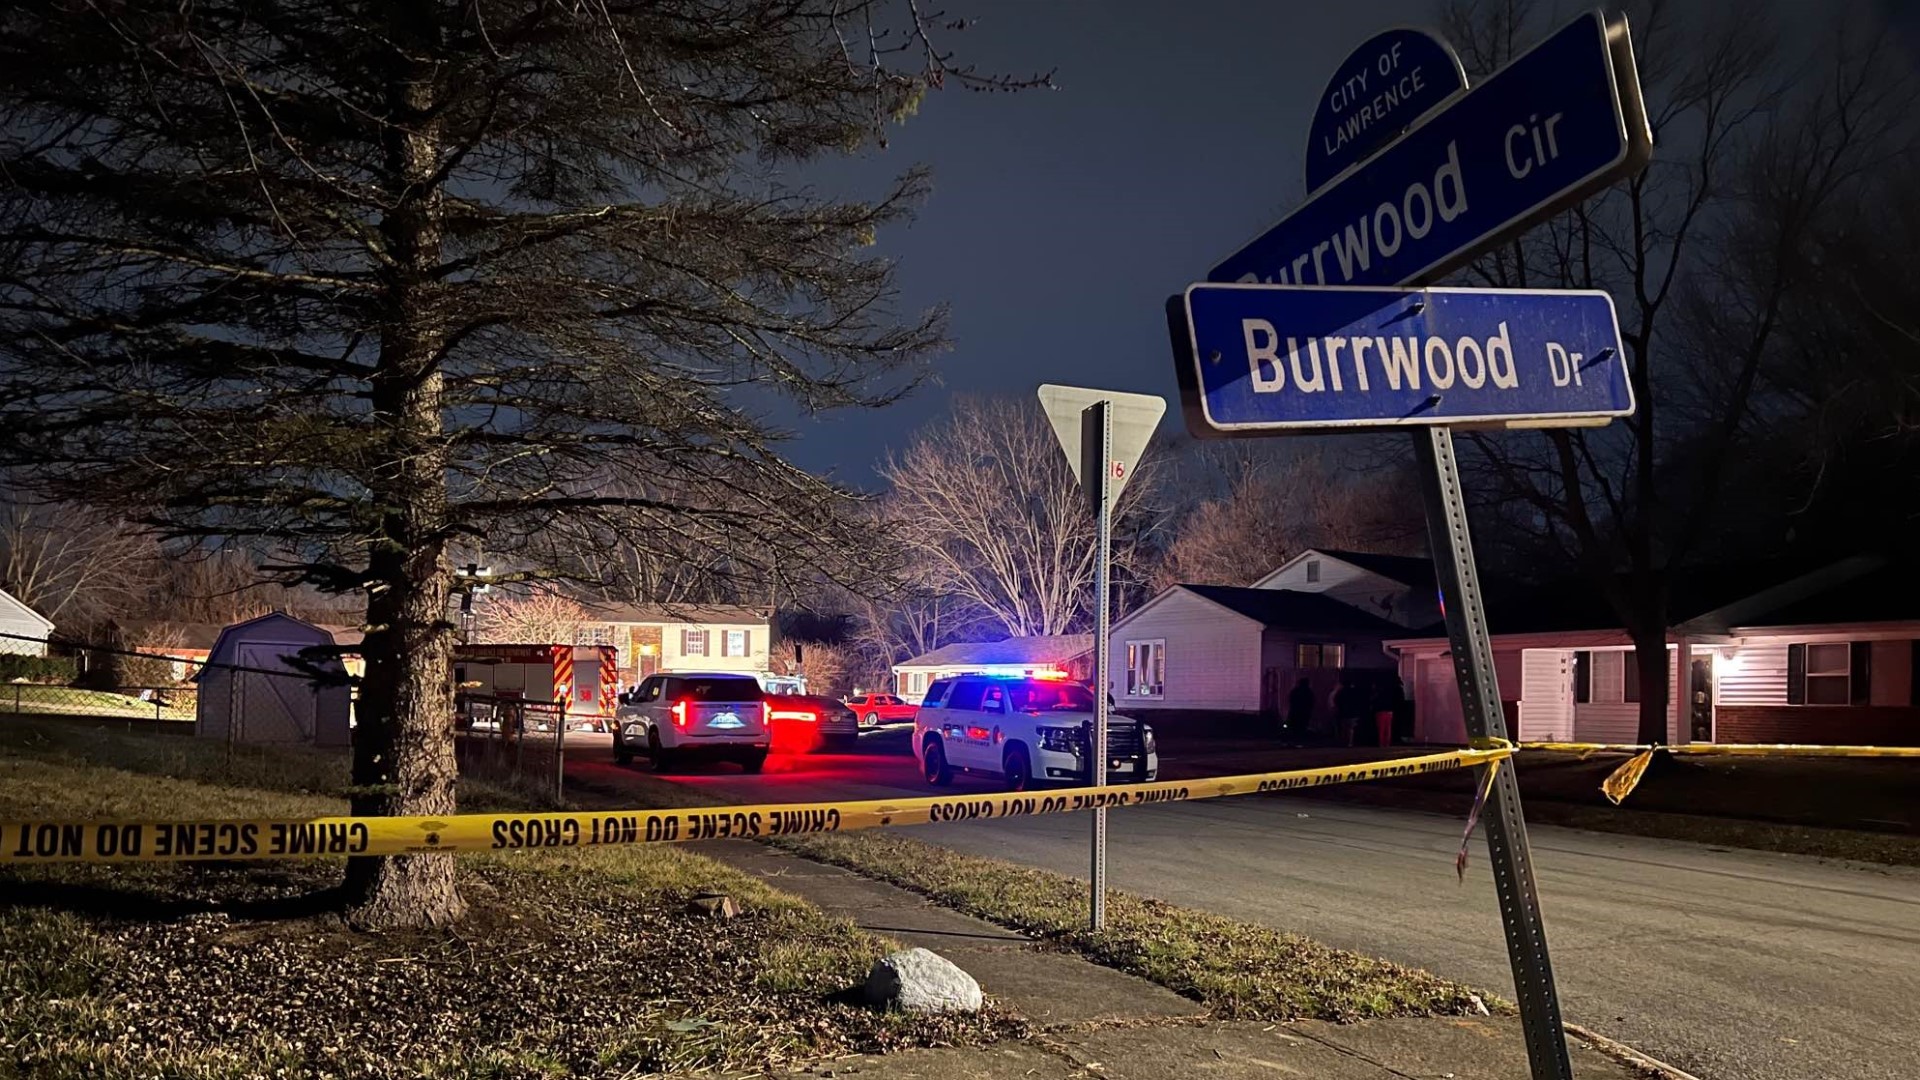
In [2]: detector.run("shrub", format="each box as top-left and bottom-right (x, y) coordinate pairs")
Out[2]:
(0, 654), (77, 684)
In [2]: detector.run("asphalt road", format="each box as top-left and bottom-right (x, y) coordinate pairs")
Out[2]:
(568, 729), (1920, 1080)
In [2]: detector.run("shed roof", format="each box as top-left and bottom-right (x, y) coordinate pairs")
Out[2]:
(897, 633), (1094, 670)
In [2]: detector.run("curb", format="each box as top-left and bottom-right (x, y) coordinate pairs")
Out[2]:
(1566, 1022), (1705, 1080)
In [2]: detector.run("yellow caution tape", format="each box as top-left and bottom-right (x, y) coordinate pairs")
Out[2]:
(0, 744), (1511, 864)
(1599, 748), (1656, 805)
(1513, 741), (1920, 803)
(1518, 741), (1920, 757)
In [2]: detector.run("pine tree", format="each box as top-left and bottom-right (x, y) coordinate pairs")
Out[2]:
(0, 0), (1039, 927)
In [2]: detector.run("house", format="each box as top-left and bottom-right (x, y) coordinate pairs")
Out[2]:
(0, 588), (55, 655)
(1385, 556), (1920, 746)
(891, 634), (1094, 703)
(1108, 585), (1404, 714)
(1250, 549), (1440, 628)
(579, 603), (772, 687)
(115, 621), (226, 681)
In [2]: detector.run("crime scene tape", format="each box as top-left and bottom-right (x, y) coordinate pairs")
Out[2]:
(0, 743), (1512, 864)
(1512, 741), (1920, 804)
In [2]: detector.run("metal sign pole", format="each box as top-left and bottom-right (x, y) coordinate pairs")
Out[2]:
(1414, 426), (1571, 1080)
(1085, 400), (1113, 931)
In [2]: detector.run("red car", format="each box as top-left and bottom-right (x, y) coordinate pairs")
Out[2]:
(844, 692), (917, 728)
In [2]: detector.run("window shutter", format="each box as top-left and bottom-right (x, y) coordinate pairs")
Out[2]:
(1573, 651), (1592, 704)
(680, 628), (689, 655)
(1786, 644), (1805, 705)
(1623, 649), (1641, 704)
(1850, 642), (1870, 706)
(1912, 641), (1920, 707)
(744, 630), (752, 657)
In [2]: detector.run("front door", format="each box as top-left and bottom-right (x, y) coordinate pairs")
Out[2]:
(1689, 657), (1715, 742)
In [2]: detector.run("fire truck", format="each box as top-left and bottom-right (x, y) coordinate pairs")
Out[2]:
(454, 644), (619, 731)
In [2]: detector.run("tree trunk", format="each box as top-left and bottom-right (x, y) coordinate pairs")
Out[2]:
(343, 1), (462, 929)
(1632, 622), (1671, 746)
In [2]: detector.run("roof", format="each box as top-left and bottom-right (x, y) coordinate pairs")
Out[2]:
(584, 602), (771, 626)
(1310, 550), (1437, 589)
(1392, 555), (1915, 641)
(196, 612), (346, 679)
(1179, 585), (1408, 635)
(1695, 557), (1919, 630)
(896, 634), (1095, 670)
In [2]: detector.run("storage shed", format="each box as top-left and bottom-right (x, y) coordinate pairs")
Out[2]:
(195, 613), (352, 746)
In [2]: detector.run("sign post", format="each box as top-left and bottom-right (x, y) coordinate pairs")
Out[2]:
(1038, 384), (1166, 930)
(1165, 11), (1653, 1079)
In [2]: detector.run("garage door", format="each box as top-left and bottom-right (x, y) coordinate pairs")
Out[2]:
(1416, 657), (1468, 745)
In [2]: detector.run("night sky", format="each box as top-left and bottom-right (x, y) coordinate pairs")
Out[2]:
(779, 0), (1436, 483)
(778, 0), (1920, 486)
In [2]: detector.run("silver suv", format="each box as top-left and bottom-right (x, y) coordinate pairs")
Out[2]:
(913, 675), (1158, 791)
(615, 673), (769, 773)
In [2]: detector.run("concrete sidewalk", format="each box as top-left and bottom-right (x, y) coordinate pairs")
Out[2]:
(709, 844), (1652, 1079)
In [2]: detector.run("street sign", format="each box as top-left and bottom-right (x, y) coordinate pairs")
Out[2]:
(1304, 27), (1465, 195)
(1037, 385), (1166, 513)
(1173, 285), (1629, 434)
(1036, 385), (1166, 932)
(1212, 10), (1649, 288)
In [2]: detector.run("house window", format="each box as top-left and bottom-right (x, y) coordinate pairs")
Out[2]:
(721, 629), (750, 658)
(1305, 559), (1321, 583)
(1574, 650), (1643, 704)
(1789, 642), (1867, 706)
(576, 625), (613, 646)
(1125, 640), (1165, 698)
(682, 629), (709, 657)
(1296, 642), (1345, 669)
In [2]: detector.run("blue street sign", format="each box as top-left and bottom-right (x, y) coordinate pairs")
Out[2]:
(1173, 285), (1631, 432)
(1304, 27), (1465, 195)
(1213, 10), (1648, 288)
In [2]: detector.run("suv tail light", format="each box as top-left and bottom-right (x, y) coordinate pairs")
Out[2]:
(769, 707), (818, 723)
(671, 700), (689, 728)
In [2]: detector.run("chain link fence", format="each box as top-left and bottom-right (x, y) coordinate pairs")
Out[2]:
(454, 694), (574, 805)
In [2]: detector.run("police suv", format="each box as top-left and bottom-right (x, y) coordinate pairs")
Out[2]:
(913, 674), (1158, 791)
(614, 672), (769, 773)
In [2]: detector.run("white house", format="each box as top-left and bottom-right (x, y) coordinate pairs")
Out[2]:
(1108, 585), (1403, 715)
(1251, 549), (1440, 628)
(0, 588), (55, 655)
(891, 634), (1094, 704)
(579, 603), (772, 687)
(1385, 557), (1920, 746)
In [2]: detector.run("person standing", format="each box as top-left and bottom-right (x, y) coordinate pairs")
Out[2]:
(1286, 677), (1315, 741)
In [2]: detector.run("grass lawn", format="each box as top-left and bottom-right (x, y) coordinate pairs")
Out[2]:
(780, 831), (1501, 1023)
(0, 684), (194, 721)
(0, 721), (1024, 1079)
(565, 768), (1502, 1024)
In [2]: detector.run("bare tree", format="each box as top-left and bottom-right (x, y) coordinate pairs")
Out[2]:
(475, 593), (589, 645)
(770, 638), (853, 698)
(0, 1), (1042, 926)
(1448, 0), (1912, 742)
(1154, 448), (1422, 590)
(881, 396), (1164, 638)
(0, 488), (155, 631)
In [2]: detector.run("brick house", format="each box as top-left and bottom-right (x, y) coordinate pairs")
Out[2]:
(1385, 556), (1920, 746)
